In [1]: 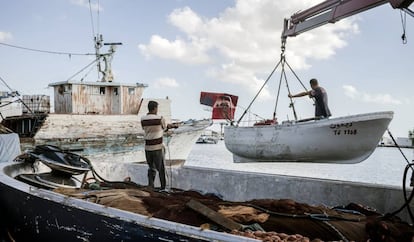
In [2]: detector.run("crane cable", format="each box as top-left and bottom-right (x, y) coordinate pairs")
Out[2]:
(400, 10), (408, 44)
(236, 59), (282, 125)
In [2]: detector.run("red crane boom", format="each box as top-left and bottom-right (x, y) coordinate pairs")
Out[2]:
(282, 0), (414, 39)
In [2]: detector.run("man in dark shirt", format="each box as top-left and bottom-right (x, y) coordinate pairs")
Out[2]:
(288, 78), (331, 118)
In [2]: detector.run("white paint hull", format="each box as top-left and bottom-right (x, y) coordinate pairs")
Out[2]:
(224, 111), (393, 164)
(27, 115), (210, 165)
(88, 121), (208, 165)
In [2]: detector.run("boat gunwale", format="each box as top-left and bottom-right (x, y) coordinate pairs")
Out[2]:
(226, 111), (394, 130)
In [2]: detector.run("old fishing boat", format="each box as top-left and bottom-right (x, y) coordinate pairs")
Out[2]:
(0, 36), (210, 166)
(221, 0), (413, 164)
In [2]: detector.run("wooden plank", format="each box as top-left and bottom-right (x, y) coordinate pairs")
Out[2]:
(186, 199), (242, 231)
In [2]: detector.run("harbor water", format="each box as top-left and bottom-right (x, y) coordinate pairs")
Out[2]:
(186, 141), (414, 187)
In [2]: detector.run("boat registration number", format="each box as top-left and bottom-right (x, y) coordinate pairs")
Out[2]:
(333, 129), (357, 135)
(330, 122), (357, 135)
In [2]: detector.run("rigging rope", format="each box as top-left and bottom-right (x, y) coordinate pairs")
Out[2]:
(89, 0), (96, 39)
(237, 104), (266, 121)
(64, 57), (101, 82)
(0, 75), (15, 92)
(273, 58), (284, 120)
(236, 38), (312, 124)
(166, 134), (173, 192)
(387, 129), (412, 169)
(283, 65), (298, 121)
(0, 42), (94, 56)
(97, 0), (101, 38)
(285, 61), (309, 93)
(284, 59), (316, 106)
(236, 59), (282, 125)
(0, 75), (34, 114)
(386, 129), (414, 223)
(80, 64), (98, 82)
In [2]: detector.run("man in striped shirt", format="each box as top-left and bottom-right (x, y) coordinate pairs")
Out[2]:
(141, 101), (178, 190)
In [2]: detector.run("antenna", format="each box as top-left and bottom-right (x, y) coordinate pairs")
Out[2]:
(88, 1), (123, 82)
(94, 34), (103, 81)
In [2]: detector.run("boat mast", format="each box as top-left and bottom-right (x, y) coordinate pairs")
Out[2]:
(93, 34), (122, 83)
(89, 0), (121, 83)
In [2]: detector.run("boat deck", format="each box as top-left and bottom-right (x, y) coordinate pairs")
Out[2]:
(53, 185), (387, 241)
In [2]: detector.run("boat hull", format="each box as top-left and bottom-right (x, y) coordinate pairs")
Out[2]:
(0, 162), (252, 242)
(224, 111), (393, 164)
(17, 115), (210, 165)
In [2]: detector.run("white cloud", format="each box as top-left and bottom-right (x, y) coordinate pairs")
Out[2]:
(343, 85), (358, 99)
(153, 77), (180, 89)
(139, 0), (359, 98)
(342, 85), (402, 105)
(169, 7), (204, 35)
(208, 62), (272, 100)
(0, 32), (13, 42)
(138, 35), (210, 64)
(402, 97), (412, 105)
(70, 0), (103, 12)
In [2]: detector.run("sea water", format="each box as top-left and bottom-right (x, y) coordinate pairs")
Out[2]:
(186, 141), (414, 187)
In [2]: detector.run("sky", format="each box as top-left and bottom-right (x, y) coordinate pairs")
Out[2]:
(0, 0), (413, 137)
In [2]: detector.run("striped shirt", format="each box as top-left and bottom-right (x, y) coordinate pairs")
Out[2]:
(141, 114), (166, 151)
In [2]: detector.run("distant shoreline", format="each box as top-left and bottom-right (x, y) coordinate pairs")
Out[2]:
(377, 144), (414, 149)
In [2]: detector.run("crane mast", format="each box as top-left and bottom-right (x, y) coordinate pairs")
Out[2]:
(282, 0), (414, 40)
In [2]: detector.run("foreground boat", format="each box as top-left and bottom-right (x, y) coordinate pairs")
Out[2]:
(0, 163), (255, 242)
(2, 151), (414, 241)
(225, 111), (393, 164)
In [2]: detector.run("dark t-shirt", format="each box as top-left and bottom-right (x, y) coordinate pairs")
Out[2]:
(310, 87), (331, 118)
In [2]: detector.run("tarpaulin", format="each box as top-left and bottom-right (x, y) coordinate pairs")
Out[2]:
(0, 133), (21, 162)
(200, 92), (238, 120)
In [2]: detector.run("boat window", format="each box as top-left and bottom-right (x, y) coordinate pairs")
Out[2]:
(114, 87), (118, 95)
(100, 87), (106, 95)
(128, 87), (135, 95)
(58, 85), (64, 95)
(91, 87), (100, 95)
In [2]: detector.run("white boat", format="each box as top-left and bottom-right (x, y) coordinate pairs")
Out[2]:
(0, 36), (209, 166)
(225, 111), (393, 164)
(196, 130), (219, 144)
(223, 0), (411, 165)
(196, 135), (218, 144)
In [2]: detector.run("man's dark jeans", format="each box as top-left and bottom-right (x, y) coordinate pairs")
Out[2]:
(145, 149), (166, 189)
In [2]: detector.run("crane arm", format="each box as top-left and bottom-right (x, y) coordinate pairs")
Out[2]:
(282, 0), (414, 39)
